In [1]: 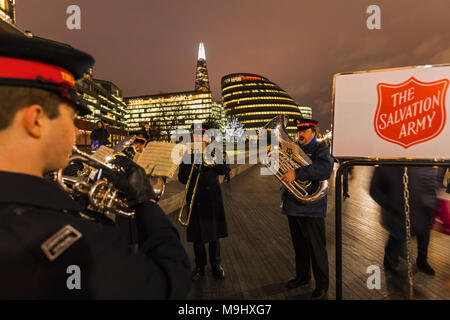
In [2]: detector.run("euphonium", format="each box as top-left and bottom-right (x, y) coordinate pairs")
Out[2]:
(261, 115), (328, 204)
(55, 135), (152, 218)
(55, 145), (134, 218)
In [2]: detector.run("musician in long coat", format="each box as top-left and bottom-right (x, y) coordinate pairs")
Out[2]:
(178, 123), (228, 280)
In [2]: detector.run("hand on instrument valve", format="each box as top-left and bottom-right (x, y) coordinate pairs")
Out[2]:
(109, 155), (156, 207)
(282, 169), (296, 184)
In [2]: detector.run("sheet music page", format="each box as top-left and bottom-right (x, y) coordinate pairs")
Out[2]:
(133, 152), (141, 163)
(188, 141), (206, 154)
(91, 146), (114, 162)
(136, 142), (187, 178)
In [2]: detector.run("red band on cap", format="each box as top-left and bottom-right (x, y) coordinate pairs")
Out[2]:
(297, 122), (316, 127)
(0, 56), (75, 87)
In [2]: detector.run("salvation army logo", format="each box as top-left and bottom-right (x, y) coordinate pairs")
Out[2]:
(374, 77), (449, 148)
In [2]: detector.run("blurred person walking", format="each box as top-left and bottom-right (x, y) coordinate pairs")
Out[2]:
(370, 166), (438, 276)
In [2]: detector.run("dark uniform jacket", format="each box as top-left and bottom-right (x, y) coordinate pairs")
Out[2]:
(178, 152), (228, 243)
(370, 166), (438, 237)
(0, 171), (190, 299)
(281, 138), (334, 218)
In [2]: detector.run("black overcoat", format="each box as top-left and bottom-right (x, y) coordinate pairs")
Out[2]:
(369, 166), (438, 238)
(178, 152), (228, 243)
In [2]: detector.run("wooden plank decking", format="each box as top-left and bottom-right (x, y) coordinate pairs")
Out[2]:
(167, 165), (450, 300)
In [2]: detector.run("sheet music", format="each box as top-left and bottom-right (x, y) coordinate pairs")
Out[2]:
(187, 141), (206, 154)
(136, 142), (186, 178)
(91, 146), (114, 162)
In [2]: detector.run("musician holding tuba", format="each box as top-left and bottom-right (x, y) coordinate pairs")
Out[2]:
(178, 123), (229, 280)
(281, 118), (334, 300)
(0, 33), (190, 299)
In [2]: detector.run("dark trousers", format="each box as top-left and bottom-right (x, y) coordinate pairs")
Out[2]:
(193, 240), (221, 267)
(343, 173), (349, 195)
(384, 228), (431, 268)
(288, 216), (329, 290)
(342, 167), (352, 195)
(224, 167), (231, 182)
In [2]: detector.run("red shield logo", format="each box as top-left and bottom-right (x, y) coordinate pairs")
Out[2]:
(374, 77), (449, 148)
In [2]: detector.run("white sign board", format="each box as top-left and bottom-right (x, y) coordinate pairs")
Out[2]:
(332, 65), (450, 159)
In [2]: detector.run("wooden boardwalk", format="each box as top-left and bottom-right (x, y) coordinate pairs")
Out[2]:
(167, 165), (450, 300)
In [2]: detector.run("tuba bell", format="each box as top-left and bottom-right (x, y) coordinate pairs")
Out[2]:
(261, 115), (328, 204)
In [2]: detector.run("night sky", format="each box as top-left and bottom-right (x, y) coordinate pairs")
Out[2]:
(15, 0), (450, 130)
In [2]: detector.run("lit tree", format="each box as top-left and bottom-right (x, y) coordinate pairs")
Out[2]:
(222, 117), (245, 142)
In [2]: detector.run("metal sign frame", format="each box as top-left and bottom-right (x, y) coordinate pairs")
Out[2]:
(331, 63), (450, 160)
(332, 64), (450, 299)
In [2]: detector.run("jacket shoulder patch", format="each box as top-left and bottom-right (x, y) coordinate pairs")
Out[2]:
(40, 225), (82, 261)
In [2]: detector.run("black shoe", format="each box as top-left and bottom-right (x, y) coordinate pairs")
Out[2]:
(212, 265), (225, 279)
(311, 288), (328, 300)
(286, 277), (310, 289)
(343, 192), (350, 198)
(416, 259), (435, 276)
(192, 266), (205, 281)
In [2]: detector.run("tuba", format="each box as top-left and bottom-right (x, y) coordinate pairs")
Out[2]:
(261, 115), (328, 204)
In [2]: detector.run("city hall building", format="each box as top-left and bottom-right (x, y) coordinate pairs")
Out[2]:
(221, 73), (304, 135)
(298, 105), (312, 119)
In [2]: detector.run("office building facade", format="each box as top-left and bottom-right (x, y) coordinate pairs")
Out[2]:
(0, 0), (15, 25)
(75, 74), (129, 147)
(125, 43), (221, 140)
(125, 91), (218, 140)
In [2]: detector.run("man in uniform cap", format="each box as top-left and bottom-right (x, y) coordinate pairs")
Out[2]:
(281, 117), (334, 300)
(178, 122), (229, 280)
(0, 32), (190, 299)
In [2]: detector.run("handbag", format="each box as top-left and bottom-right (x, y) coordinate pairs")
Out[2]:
(433, 190), (450, 235)
(91, 139), (99, 152)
